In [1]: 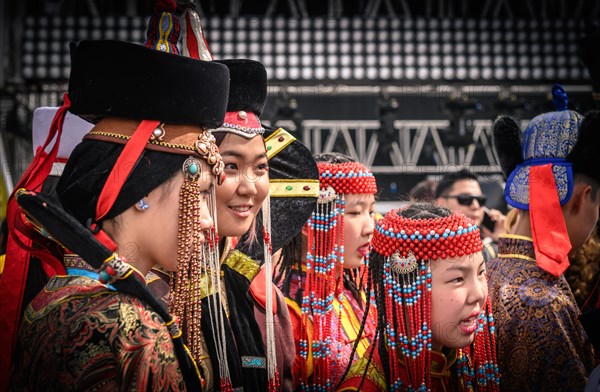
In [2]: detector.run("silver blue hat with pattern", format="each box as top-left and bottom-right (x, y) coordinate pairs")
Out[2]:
(498, 85), (583, 210)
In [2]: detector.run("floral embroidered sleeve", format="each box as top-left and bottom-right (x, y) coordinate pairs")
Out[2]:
(111, 295), (187, 391)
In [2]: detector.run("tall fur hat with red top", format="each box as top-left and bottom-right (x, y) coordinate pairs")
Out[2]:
(0, 0), (230, 388)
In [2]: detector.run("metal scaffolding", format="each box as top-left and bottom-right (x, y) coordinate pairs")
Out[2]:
(300, 119), (521, 175)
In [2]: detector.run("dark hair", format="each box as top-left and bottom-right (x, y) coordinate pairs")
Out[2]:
(0, 218), (7, 254)
(338, 202), (452, 389)
(273, 231), (304, 302)
(57, 140), (186, 227)
(213, 131), (228, 147)
(398, 202), (452, 219)
(409, 179), (438, 202)
(434, 169), (480, 199)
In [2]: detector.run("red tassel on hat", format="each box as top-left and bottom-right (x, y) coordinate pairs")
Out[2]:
(529, 163), (572, 276)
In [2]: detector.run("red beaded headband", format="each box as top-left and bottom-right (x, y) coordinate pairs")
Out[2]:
(317, 161), (377, 196)
(372, 208), (482, 260)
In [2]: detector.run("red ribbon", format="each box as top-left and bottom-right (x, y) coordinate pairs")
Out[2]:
(529, 164), (572, 276)
(94, 120), (160, 221)
(0, 94), (71, 388)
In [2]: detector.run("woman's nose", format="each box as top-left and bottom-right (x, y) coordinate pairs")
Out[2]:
(237, 169), (259, 196)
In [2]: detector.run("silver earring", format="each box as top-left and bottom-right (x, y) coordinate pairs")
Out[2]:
(137, 199), (149, 210)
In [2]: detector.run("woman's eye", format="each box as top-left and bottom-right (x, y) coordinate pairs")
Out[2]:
(224, 163), (237, 171)
(478, 268), (487, 277)
(256, 163), (269, 172)
(369, 211), (376, 217)
(449, 277), (464, 283)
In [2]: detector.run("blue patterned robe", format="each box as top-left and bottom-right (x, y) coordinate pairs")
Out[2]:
(487, 234), (595, 391)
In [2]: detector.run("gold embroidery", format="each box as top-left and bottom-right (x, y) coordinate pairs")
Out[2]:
(270, 179), (320, 198)
(499, 253), (537, 263)
(264, 128), (296, 159)
(499, 234), (533, 242)
(87, 130), (196, 152)
(223, 250), (261, 282)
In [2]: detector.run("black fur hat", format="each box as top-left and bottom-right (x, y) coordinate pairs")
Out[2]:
(215, 59), (268, 116)
(68, 40), (230, 127)
(492, 115), (523, 179)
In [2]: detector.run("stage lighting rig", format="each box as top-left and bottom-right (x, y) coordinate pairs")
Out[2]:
(376, 90), (399, 156)
(271, 90), (303, 132)
(441, 95), (483, 148)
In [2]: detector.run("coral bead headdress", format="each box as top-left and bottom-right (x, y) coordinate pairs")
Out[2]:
(370, 208), (500, 391)
(300, 160), (377, 389)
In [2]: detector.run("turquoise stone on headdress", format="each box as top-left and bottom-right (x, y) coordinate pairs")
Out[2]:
(505, 85), (583, 210)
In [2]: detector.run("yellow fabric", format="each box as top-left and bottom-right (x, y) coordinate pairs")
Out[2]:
(335, 294), (370, 357)
(269, 179), (319, 198)
(291, 292), (371, 383)
(0, 254), (5, 276)
(223, 249), (261, 282)
(264, 128), (296, 159)
(338, 353), (387, 392)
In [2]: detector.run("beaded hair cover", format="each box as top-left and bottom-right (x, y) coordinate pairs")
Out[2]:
(300, 161), (377, 389)
(371, 208), (500, 391)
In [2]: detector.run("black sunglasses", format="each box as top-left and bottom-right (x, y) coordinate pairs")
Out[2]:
(443, 194), (487, 207)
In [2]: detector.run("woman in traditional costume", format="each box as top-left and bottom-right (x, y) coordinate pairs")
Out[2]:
(8, 36), (230, 391)
(144, 6), (319, 391)
(275, 153), (379, 390)
(338, 203), (500, 391)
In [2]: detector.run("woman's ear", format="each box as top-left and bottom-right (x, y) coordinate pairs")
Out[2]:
(567, 183), (592, 216)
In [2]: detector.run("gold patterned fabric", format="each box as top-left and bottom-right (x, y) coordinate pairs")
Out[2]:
(487, 234), (595, 391)
(10, 274), (186, 391)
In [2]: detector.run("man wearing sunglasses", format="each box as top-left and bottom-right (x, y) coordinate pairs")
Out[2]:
(434, 169), (506, 247)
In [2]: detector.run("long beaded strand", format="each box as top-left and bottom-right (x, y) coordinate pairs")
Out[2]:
(262, 195), (281, 392)
(171, 157), (204, 366)
(205, 187), (233, 391)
